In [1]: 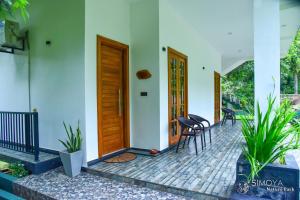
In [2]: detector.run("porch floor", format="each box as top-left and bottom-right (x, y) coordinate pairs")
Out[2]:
(0, 147), (61, 174)
(0, 147), (58, 163)
(89, 122), (244, 199)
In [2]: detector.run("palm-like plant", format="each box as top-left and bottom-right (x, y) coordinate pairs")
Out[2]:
(0, 0), (29, 20)
(59, 121), (82, 153)
(241, 96), (300, 181)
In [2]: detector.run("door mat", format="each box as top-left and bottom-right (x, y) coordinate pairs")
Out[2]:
(104, 153), (137, 163)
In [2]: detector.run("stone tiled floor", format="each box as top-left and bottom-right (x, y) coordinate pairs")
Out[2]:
(11, 122), (300, 200)
(14, 167), (191, 200)
(90, 123), (244, 199)
(0, 146), (58, 163)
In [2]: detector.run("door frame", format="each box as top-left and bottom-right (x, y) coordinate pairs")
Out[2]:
(214, 71), (221, 124)
(167, 47), (188, 146)
(96, 35), (130, 158)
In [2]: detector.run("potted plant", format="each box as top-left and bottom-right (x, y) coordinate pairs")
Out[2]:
(0, 0), (29, 20)
(59, 121), (83, 177)
(233, 96), (300, 200)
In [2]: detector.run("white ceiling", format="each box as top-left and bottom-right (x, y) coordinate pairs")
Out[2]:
(165, 0), (300, 74)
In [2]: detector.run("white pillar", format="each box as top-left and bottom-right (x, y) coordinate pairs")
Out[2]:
(254, 0), (280, 116)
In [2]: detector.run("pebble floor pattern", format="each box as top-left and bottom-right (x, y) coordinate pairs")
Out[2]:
(91, 123), (244, 199)
(15, 167), (191, 200)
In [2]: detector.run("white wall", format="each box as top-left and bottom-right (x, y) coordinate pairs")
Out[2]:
(0, 0), (85, 156)
(159, 0), (222, 150)
(0, 53), (29, 111)
(28, 0), (85, 152)
(85, 0), (131, 161)
(254, 0), (280, 114)
(130, 0), (160, 150)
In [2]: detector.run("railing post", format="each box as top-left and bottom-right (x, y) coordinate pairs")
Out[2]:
(33, 112), (39, 161)
(24, 113), (31, 152)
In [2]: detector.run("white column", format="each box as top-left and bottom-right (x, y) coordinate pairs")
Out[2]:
(254, 0), (280, 116)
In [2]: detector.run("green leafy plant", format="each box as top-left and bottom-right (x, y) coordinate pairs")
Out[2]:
(241, 96), (300, 181)
(8, 162), (28, 178)
(59, 121), (82, 153)
(0, 0), (29, 20)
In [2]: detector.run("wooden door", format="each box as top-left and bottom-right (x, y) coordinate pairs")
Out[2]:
(168, 47), (188, 146)
(97, 36), (130, 158)
(214, 71), (221, 124)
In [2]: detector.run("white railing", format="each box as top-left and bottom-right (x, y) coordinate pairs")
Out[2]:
(281, 94), (300, 101)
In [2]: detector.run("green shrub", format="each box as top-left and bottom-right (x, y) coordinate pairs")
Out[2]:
(241, 96), (300, 181)
(8, 163), (28, 178)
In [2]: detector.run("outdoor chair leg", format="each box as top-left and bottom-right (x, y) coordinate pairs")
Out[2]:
(209, 128), (212, 144)
(176, 134), (183, 153)
(194, 136), (198, 155)
(203, 128), (206, 147)
(182, 136), (188, 149)
(188, 136), (191, 145)
(221, 115), (226, 126)
(200, 134), (204, 151)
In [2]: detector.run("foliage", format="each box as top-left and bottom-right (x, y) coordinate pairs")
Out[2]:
(287, 30), (300, 94)
(59, 121), (82, 153)
(286, 29), (300, 75)
(222, 61), (254, 113)
(0, 0), (29, 20)
(241, 96), (300, 181)
(281, 57), (296, 94)
(8, 162), (28, 178)
(222, 29), (300, 113)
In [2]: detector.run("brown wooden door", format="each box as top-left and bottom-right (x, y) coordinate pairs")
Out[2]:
(97, 36), (130, 158)
(214, 71), (221, 124)
(168, 48), (188, 146)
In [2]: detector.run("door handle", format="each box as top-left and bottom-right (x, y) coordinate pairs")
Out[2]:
(118, 89), (122, 117)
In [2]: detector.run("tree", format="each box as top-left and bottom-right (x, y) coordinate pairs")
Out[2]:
(222, 61), (254, 114)
(0, 0), (29, 20)
(286, 29), (300, 94)
(281, 57), (294, 94)
(222, 30), (300, 116)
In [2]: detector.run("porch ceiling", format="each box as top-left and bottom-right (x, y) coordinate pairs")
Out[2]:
(166, 0), (300, 74)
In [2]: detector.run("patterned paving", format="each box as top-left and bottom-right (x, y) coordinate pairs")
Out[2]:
(14, 167), (190, 200)
(90, 123), (244, 199)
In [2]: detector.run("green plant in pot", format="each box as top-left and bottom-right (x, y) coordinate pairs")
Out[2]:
(241, 95), (300, 181)
(59, 121), (83, 177)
